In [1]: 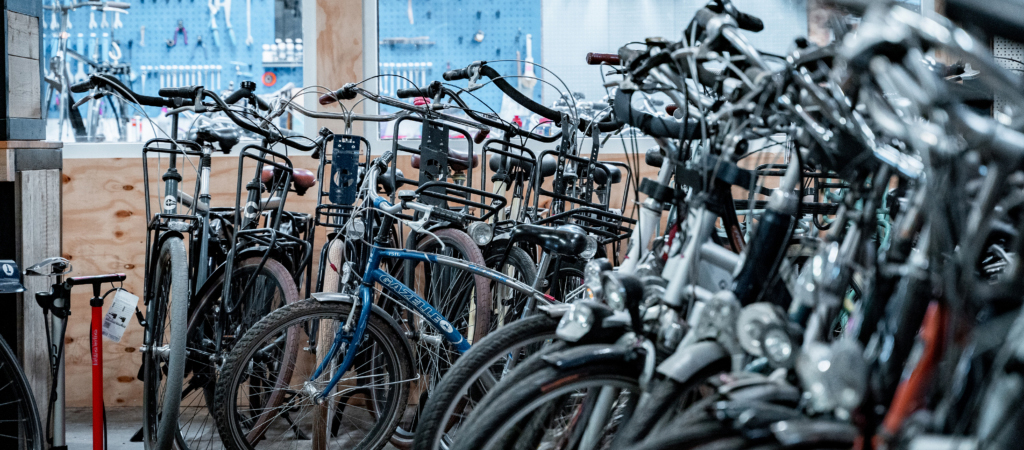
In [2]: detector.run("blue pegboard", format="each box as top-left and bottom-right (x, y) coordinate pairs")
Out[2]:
(41, 0), (301, 114)
(377, 0), (542, 115)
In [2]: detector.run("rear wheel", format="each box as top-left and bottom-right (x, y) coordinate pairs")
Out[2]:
(391, 228), (493, 448)
(142, 236), (190, 450)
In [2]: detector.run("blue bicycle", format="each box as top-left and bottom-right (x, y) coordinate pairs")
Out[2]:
(212, 151), (557, 450)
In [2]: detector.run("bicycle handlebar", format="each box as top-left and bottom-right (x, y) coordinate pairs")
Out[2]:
(586, 53), (621, 65)
(71, 75), (189, 108)
(447, 62), (621, 135)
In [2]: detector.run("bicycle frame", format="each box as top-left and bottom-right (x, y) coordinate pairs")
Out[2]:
(310, 233), (553, 399)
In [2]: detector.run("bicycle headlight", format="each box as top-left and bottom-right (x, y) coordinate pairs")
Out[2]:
(467, 221), (493, 246)
(345, 217), (366, 241)
(580, 235), (599, 260)
(584, 258), (611, 296)
(602, 274), (626, 311)
(761, 324), (796, 368)
(556, 303), (595, 342)
(736, 302), (786, 357)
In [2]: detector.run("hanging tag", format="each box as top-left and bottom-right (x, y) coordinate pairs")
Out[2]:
(103, 289), (139, 343)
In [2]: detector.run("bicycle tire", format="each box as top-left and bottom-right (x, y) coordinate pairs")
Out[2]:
(390, 228), (493, 448)
(0, 337), (42, 450)
(174, 256), (300, 449)
(485, 245), (537, 330)
(142, 236), (190, 450)
(451, 360), (643, 450)
(213, 299), (413, 450)
(414, 313), (559, 450)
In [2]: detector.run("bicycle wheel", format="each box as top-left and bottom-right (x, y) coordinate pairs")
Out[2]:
(391, 228), (493, 447)
(0, 337), (42, 450)
(143, 236), (190, 450)
(414, 313), (559, 450)
(175, 256), (300, 449)
(548, 260), (585, 303)
(213, 299), (413, 450)
(451, 360), (642, 450)
(486, 245), (537, 330)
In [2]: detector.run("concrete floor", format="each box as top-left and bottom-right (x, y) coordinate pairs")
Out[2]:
(67, 408), (143, 450)
(66, 407), (402, 450)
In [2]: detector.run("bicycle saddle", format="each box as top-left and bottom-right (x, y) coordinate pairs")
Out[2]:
(488, 152), (538, 174)
(593, 163), (622, 185)
(195, 123), (241, 154)
(411, 149), (480, 172)
(261, 167), (318, 195)
(509, 223), (589, 256)
(377, 167), (406, 196)
(539, 154), (558, 178)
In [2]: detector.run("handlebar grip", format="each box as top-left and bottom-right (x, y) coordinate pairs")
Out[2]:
(318, 86), (356, 105)
(70, 80), (95, 94)
(158, 86), (202, 99)
(586, 53), (621, 65)
(473, 129), (488, 144)
(66, 273), (127, 287)
(431, 207), (468, 224)
(443, 68), (471, 81)
(381, 151), (394, 166)
(396, 87), (432, 99)
(735, 11), (763, 32)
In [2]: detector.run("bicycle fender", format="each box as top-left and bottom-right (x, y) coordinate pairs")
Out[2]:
(146, 231), (186, 303)
(311, 292), (416, 362)
(656, 340), (731, 384)
(540, 343), (641, 371)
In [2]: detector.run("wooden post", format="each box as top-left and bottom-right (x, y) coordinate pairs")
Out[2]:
(0, 140), (63, 412)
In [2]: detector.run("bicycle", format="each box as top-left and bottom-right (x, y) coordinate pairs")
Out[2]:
(209, 148), (593, 450)
(70, 75), (324, 450)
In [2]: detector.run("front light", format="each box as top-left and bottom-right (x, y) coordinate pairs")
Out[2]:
(761, 324), (796, 368)
(736, 302), (785, 357)
(345, 217), (365, 241)
(602, 274), (626, 311)
(556, 303), (594, 342)
(580, 235), (598, 260)
(584, 258), (610, 293)
(467, 221), (493, 246)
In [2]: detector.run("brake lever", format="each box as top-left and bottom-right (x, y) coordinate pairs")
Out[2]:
(72, 91), (104, 109)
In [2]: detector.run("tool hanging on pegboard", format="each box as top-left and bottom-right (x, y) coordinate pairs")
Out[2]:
(167, 20), (186, 47)
(209, 0), (236, 46)
(191, 35), (208, 60)
(262, 71), (276, 87)
(245, 0), (253, 46)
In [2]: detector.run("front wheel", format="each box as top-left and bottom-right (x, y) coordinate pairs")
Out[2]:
(142, 236), (190, 450)
(214, 299), (413, 450)
(414, 313), (559, 450)
(0, 337), (42, 450)
(451, 359), (642, 450)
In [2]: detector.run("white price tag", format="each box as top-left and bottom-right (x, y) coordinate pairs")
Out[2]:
(103, 289), (139, 343)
